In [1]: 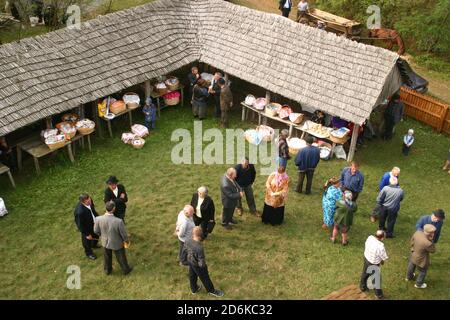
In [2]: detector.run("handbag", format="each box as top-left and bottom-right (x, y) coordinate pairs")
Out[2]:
(206, 220), (216, 234)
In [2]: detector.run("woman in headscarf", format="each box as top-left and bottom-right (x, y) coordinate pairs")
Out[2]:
(331, 191), (358, 246)
(261, 166), (289, 226)
(322, 177), (342, 231)
(190, 186), (215, 239)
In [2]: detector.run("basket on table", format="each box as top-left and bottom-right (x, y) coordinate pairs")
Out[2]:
(330, 127), (350, 144)
(56, 122), (77, 139)
(265, 103), (282, 117)
(289, 113), (305, 125)
(45, 134), (66, 151)
(131, 137), (145, 149)
(163, 91), (181, 106)
(123, 92), (140, 110)
(329, 135), (349, 145)
(61, 113), (79, 124)
(244, 94), (256, 106)
(165, 77), (180, 91)
(75, 119), (96, 135)
(110, 100), (126, 114)
(40, 129), (59, 143)
(155, 82), (168, 95)
(287, 137), (307, 156)
(253, 98), (267, 111)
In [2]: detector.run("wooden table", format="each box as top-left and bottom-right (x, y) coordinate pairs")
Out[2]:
(0, 164), (15, 188)
(299, 124), (350, 158)
(101, 108), (134, 138)
(17, 132), (93, 174)
(151, 84), (185, 117)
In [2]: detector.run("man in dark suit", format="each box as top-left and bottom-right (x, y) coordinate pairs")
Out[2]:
(220, 168), (243, 230)
(74, 193), (99, 260)
(218, 78), (233, 128)
(188, 66), (200, 101)
(209, 72), (223, 118)
(104, 176), (128, 221)
(235, 157), (258, 216)
(191, 186), (215, 239)
(279, 0), (293, 18)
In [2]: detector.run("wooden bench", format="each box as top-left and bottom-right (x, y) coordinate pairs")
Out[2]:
(0, 164), (15, 188)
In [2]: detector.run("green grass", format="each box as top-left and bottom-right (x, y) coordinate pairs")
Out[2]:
(0, 105), (448, 300)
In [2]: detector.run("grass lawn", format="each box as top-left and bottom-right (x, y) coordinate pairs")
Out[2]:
(0, 103), (448, 300)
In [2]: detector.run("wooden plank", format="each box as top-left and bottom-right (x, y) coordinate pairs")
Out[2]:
(347, 124), (359, 162)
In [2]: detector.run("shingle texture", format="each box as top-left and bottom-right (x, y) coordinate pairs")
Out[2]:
(0, 0), (401, 135)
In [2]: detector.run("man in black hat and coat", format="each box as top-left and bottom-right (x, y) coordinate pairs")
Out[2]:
(104, 176), (128, 221)
(74, 193), (99, 260)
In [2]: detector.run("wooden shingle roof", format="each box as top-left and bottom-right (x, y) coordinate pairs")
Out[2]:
(0, 0), (401, 135)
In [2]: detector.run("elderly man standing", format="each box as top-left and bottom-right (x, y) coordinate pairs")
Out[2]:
(220, 168), (244, 230)
(377, 177), (404, 238)
(74, 193), (99, 260)
(188, 66), (200, 101)
(379, 167), (401, 191)
(218, 78), (233, 128)
(294, 135), (320, 195)
(406, 224), (437, 289)
(235, 157), (258, 216)
(175, 205), (195, 266)
(340, 161), (364, 202)
(184, 226), (224, 297)
(416, 209), (445, 244)
(94, 201), (132, 275)
(209, 72), (223, 118)
(104, 176), (128, 221)
(360, 230), (388, 299)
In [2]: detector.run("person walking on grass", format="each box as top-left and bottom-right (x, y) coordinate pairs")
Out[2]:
(340, 161), (364, 202)
(184, 226), (224, 297)
(220, 168), (244, 230)
(104, 176), (128, 221)
(94, 201), (133, 275)
(191, 187), (215, 240)
(296, 0), (309, 22)
(218, 78), (233, 128)
(371, 166), (401, 223)
(405, 224), (436, 289)
(279, 0), (292, 18)
(235, 157), (258, 217)
(294, 135), (320, 195)
(330, 191), (357, 246)
(360, 230), (388, 300)
(377, 177), (404, 238)
(74, 193), (99, 260)
(175, 205), (195, 266)
(402, 129), (415, 156)
(322, 177), (342, 231)
(416, 209), (445, 244)
(142, 97), (157, 130)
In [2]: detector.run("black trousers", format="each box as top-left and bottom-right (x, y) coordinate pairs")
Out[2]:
(214, 94), (221, 117)
(281, 8), (290, 17)
(179, 240), (188, 265)
(402, 143), (411, 156)
(383, 117), (395, 140)
(103, 247), (131, 274)
(296, 170), (315, 194)
(193, 216), (209, 239)
(81, 233), (98, 256)
(222, 206), (236, 225)
(189, 263), (215, 293)
(360, 258), (383, 297)
(378, 206), (399, 237)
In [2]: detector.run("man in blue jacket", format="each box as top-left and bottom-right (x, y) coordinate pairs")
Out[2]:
(416, 209), (445, 243)
(379, 167), (400, 191)
(341, 161), (365, 201)
(294, 136), (320, 195)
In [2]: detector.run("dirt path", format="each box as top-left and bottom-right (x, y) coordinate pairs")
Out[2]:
(231, 0), (450, 104)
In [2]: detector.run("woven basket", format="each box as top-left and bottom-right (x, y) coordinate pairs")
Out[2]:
(77, 127), (95, 135)
(165, 77), (180, 91)
(110, 101), (126, 114)
(64, 131), (77, 140)
(61, 113), (79, 123)
(289, 113), (305, 125)
(164, 97), (180, 106)
(46, 140), (66, 151)
(265, 103), (282, 117)
(132, 137), (145, 149)
(123, 92), (140, 109)
(329, 135), (349, 145)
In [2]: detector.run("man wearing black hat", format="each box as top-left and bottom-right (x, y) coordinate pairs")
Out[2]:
(416, 209), (445, 244)
(74, 193), (99, 260)
(104, 176), (128, 221)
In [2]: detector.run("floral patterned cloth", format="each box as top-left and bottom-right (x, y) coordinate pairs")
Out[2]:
(322, 185), (342, 227)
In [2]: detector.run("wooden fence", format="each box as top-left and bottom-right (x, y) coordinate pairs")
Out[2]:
(400, 87), (450, 135)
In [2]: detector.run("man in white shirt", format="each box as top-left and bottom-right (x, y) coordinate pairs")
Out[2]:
(175, 205), (195, 266)
(360, 230), (388, 299)
(297, 0), (309, 22)
(279, 0), (292, 18)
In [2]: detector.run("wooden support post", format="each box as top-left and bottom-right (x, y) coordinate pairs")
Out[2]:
(145, 80), (152, 98)
(224, 73), (229, 85)
(347, 123), (360, 162)
(78, 104), (85, 119)
(33, 157), (41, 175)
(241, 105), (246, 122)
(265, 91), (271, 105)
(91, 101), (103, 138)
(67, 144), (75, 163)
(45, 117), (53, 129)
(7, 170), (16, 189)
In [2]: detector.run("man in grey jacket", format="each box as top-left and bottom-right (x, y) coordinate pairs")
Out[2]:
(94, 201), (132, 275)
(220, 168), (244, 229)
(377, 177), (404, 238)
